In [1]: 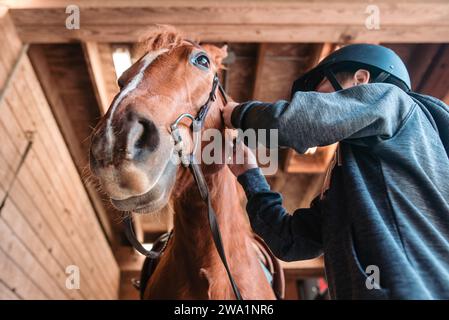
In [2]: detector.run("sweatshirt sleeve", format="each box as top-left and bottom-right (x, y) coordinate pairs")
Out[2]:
(231, 83), (416, 153)
(237, 167), (323, 261)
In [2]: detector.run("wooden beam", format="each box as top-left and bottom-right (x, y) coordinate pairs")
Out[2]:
(82, 42), (113, 115)
(4, 1), (449, 43)
(6, 1), (449, 26)
(416, 44), (449, 101)
(281, 256), (325, 278)
(133, 214), (144, 243)
(252, 43), (267, 100)
(316, 43), (338, 64)
(407, 44), (442, 91)
(115, 246), (145, 272)
(285, 143), (339, 174)
(11, 24), (449, 44)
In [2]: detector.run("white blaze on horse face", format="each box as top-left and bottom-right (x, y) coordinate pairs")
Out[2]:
(105, 49), (169, 148)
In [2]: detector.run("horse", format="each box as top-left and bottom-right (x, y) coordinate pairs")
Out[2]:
(89, 27), (283, 299)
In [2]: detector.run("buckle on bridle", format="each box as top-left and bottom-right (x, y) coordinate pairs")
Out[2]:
(170, 113), (203, 167)
(170, 73), (220, 168)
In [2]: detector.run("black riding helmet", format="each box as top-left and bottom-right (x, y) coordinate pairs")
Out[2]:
(291, 44), (411, 97)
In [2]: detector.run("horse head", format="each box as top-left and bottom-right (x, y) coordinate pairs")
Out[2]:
(89, 27), (228, 214)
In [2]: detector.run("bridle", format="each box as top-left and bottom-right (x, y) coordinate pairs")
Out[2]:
(123, 71), (244, 300)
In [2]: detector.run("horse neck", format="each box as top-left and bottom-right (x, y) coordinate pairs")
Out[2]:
(172, 164), (251, 255)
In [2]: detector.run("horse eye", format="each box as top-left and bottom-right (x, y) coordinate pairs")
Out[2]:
(194, 54), (210, 69)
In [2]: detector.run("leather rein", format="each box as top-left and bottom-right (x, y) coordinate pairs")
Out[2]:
(123, 73), (243, 300)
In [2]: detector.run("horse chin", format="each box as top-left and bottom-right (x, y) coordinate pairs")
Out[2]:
(110, 160), (177, 214)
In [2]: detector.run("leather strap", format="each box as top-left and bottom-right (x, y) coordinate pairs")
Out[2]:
(189, 159), (243, 300)
(123, 215), (159, 259)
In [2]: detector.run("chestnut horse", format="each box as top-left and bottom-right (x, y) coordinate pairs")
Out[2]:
(90, 28), (281, 299)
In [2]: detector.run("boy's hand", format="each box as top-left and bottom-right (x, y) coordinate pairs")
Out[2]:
(227, 139), (258, 177)
(222, 101), (239, 128)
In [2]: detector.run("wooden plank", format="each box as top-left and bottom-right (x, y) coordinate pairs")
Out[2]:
(2, 36), (115, 298)
(82, 42), (112, 115)
(7, 171), (100, 299)
(283, 275), (299, 300)
(12, 24), (449, 44)
(16, 59), (119, 298)
(115, 246), (145, 272)
(98, 43), (120, 102)
(226, 50), (257, 102)
(7, 1), (449, 26)
(17, 147), (109, 297)
(0, 219), (68, 299)
(2, 64), (114, 298)
(0, 248), (47, 299)
(1, 99), (93, 300)
(0, 99), (28, 199)
(22, 58), (117, 266)
(20, 58), (120, 292)
(408, 45), (441, 91)
(252, 43), (267, 100)
(27, 46), (86, 168)
(6, 0), (449, 44)
(16, 123), (115, 298)
(416, 44), (449, 100)
(28, 45), (117, 247)
(0, 58), (8, 90)
(1, 199), (84, 299)
(0, 7), (22, 88)
(281, 256), (324, 271)
(133, 215), (144, 243)
(0, 280), (21, 300)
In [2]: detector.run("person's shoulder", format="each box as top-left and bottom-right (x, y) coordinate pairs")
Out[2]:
(353, 82), (399, 93)
(353, 83), (414, 105)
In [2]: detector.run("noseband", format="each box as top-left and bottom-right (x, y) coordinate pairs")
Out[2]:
(124, 73), (243, 300)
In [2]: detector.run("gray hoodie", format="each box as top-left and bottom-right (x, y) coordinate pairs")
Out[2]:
(232, 83), (449, 299)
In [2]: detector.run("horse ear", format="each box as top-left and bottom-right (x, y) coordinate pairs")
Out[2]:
(202, 44), (228, 69)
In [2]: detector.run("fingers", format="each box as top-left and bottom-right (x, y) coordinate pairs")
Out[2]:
(226, 140), (259, 177)
(222, 102), (239, 128)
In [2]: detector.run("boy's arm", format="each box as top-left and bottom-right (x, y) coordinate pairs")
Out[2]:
(238, 167), (323, 261)
(231, 83), (415, 153)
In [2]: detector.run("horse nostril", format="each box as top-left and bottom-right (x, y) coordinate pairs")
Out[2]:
(127, 117), (160, 160)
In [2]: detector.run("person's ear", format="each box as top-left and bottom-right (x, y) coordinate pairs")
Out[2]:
(353, 69), (370, 85)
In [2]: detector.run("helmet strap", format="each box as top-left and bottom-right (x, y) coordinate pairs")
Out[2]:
(373, 71), (390, 84)
(324, 68), (343, 91)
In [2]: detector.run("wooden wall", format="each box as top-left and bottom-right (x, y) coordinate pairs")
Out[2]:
(0, 10), (119, 299)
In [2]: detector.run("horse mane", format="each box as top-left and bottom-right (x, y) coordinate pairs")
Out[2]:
(136, 25), (226, 71)
(137, 25), (194, 54)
